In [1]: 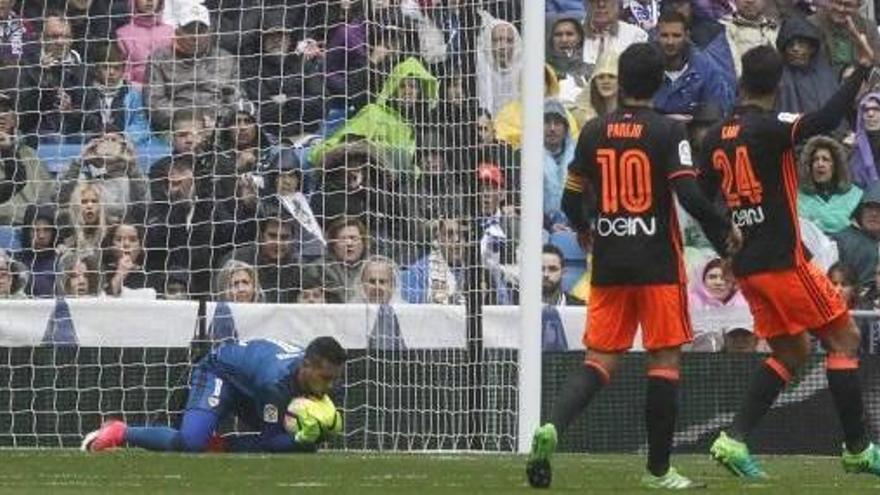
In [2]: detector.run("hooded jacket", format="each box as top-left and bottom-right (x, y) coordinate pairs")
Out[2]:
(308, 57), (438, 174)
(850, 92), (880, 188)
(476, 11), (523, 115)
(546, 13), (590, 86)
(653, 42), (735, 115)
(833, 182), (880, 285)
(543, 98), (576, 223)
(797, 135), (862, 234)
(116, 0), (175, 85)
(776, 15), (837, 115)
(687, 259), (748, 310)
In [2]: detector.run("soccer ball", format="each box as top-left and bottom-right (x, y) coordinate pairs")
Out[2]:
(283, 395), (343, 440)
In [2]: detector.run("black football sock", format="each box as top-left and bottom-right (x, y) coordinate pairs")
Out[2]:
(646, 369), (679, 477)
(549, 361), (609, 434)
(826, 354), (869, 454)
(729, 357), (790, 441)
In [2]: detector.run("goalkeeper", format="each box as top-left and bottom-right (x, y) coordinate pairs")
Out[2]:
(82, 337), (346, 453)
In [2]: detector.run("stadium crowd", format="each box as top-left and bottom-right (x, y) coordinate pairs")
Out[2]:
(1, 0), (880, 351)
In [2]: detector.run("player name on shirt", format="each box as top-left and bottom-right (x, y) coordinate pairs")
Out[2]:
(607, 122), (644, 139)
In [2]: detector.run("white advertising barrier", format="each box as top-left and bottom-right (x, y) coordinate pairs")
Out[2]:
(0, 300), (754, 349)
(0, 298), (198, 346)
(204, 302), (467, 349)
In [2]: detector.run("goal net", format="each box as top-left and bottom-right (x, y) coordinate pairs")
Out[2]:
(0, 0), (524, 451)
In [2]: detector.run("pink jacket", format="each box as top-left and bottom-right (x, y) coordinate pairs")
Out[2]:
(116, 0), (174, 85)
(687, 259), (748, 311)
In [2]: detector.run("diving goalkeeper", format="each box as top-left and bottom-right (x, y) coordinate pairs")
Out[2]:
(81, 336), (346, 453)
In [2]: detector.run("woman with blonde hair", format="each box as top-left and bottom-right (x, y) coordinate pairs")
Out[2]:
(214, 259), (263, 303)
(63, 181), (107, 254)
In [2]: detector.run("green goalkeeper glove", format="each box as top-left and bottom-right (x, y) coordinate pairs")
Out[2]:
(286, 395), (343, 444)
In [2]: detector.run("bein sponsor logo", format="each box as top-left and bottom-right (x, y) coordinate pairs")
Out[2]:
(731, 206), (765, 227)
(596, 216), (657, 237)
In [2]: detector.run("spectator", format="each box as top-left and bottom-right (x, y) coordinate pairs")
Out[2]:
(16, 204), (58, 297)
(0, 94), (53, 226)
(144, 11), (242, 132)
(474, 110), (520, 188)
(87, 42), (155, 147)
(39, 0), (130, 63)
(543, 98), (576, 230)
(828, 261), (860, 308)
(797, 135), (862, 234)
(55, 250), (100, 297)
(775, 15), (837, 115)
(324, 0), (368, 112)
(215, 110), (271, 173)
(58, 132), (148, 222)
(297, 266), (336, 304)
(309, 142), (374, 229)
(834, 183), (880, 286)
(355, 254), (402, 305)
(60, 181), (107, 254)
(100, 209), (155, 297)
(571, 50), (618, 126)
(263, 149), (325, 262)
(653, 11), (734, 116)
(116, 0), (174, 86)
(850, 92), (880, 189)
(719, 0), (779, 78)
(316, 216), (367, 303)
(688, 257), (748, 310)
(144, 155), (225, 296)
(214, 259), (262, 303)
(309, 56), (438, 175)
(148, 109), (236, 203)
(722, 327), (759, 353)
(476, 163), (516, 305)
(16, 13), (102, 144)
(358, 254), (405, 350)
(476, 11), (522, 115)
(809, 0), (880, 74)
(0, 0), (32, 67)
(240, 16), (324, 140)
(581, 0), (648, 66)
(661, 0), (734, 88)
(158, 264), (188, 299)
(685, 102), (722, 159)
(400, 217), (465, 304)
(0, 247), (26, 298)
(223, 204), (302, 303)
(623, 0), (661, 32)
(541, 244), (584, 306)
(546, 12), (590, 105)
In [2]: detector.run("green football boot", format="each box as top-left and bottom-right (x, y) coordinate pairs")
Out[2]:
(710, 431), (767, 480)
(525, 423), (558, 488)
(842, 443), (880, 476)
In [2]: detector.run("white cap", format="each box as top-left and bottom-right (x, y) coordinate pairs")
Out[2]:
(176, 4), (211, 29)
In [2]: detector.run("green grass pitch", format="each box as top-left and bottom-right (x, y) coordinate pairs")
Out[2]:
(1, 451), (880, 494)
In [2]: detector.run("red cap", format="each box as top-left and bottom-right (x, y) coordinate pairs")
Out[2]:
(477, 162), (504, 187)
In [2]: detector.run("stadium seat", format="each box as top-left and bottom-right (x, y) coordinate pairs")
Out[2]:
(549, 231), (586, 293)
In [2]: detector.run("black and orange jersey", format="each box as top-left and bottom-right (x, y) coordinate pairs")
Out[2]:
(698, 66), (867, 277)
(565, 106), (698, 286)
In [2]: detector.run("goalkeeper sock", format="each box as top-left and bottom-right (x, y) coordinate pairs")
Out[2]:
(549, 360), (609, 433)
(645, 369), (679, 477)
(730, 357), (789, 441)
(826, 354), (869, 454)
(125, 426), (180, 451)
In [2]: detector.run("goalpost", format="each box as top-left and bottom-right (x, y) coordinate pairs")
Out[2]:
(0, 0), (544, 453)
